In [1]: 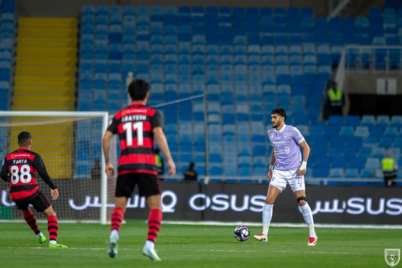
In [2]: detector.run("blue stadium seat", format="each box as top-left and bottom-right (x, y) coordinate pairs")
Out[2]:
(329, 147), (343, 157)
(82, 5), (95, 16)
(195, 165), (205, 176)
(392, 148), (402, 160)
(309, 126), (324, 136)
(391, 116), (402, 127)
(239, 167), (252, 177)
(349, 157), (366, 169)
(355, 126), (370, 138)
(344, 115), (360, 127)
(343, 147), (357, 157)
(314, 157), (330, 168)
(394, 137), (402, 147)
(377, 115), (390, 125)
(224, 167), (238, 176)
(223, 155), (237, 167)
(360, 169), (373, 178)
(254, 167), (268, 177)
(370, 125), (385, 137)
(325, 126), (341, 136)
(313, 168), (329, 178)
(331, 158), (348, 168)
(384, 127), (399, 137)
(379, 137), (393, 148)
(345, 168), (359, 178)
(361, 115), (375, 126)
(210, 166), (223, 176)
(209, 154), (222, 164)
(331, 137), (346, 147)
(372, 148), (386, 159)
(365, 158), (381, 170)
(358, 147), (372, 158)
(330, 168), (345, 178)
(340, 126), (355, 136)
(238, 156), (252, 168)
(363, 137), (378, 147)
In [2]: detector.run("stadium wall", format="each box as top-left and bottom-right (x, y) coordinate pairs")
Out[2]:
(342, 74), (402, 115)
(1, 182), (401, 224)
(17, 0), (331, 18)
(344, 74), (402, 94)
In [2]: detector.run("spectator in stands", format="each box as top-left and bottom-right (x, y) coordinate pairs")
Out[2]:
(155, 149), (164, 180)
(326, 81), (345, 116)
(382, 150), (398, 186)
(184, 162), (198, 181)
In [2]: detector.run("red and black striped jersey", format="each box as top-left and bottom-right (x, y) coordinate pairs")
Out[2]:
(107, 104), (164, 176)
(0, 149), (57, 201)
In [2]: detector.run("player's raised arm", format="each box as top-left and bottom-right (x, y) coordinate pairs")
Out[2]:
(0, 157), (9, 182)
(33, 155), (58, 200)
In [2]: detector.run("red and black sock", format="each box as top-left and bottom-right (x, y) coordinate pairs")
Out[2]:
(23, 210), (40, 235)
(111, 207), (124, 232)
(47, 215), (58, 242)
(147, 209), (162, 243)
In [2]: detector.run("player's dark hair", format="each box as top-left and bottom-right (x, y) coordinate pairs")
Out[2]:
(18, 131), (32, 146)
(271, 108), (287, 120)
(127, 79), (150, 101)
(190, 162), (195, 169)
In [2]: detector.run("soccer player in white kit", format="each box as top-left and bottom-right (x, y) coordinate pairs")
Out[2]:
(254, 108), (318, 246)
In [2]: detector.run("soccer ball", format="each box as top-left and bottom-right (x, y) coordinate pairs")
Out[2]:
(234, 225), (250, 242)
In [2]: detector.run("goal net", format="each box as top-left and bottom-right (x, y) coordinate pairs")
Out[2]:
(0, 111), (113, 223)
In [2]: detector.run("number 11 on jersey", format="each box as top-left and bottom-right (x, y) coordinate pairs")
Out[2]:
(123, 121), (144, 146)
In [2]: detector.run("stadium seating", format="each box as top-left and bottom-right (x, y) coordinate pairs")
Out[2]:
(0, 0), (16, 112)
(77, 5), (330, 178)
(342, 2), (402, 68)
(76, 5), (401, 183)
(0, 0), (16, 160)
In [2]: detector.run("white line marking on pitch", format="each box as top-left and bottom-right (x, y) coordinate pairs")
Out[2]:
(0, 247), (367, 255)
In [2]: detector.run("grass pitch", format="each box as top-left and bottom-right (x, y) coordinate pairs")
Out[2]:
(0, 220), (400, 268)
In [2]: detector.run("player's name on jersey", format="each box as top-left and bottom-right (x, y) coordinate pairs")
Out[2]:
(12, 159), (28, 164)
(121, 115), (147, 122)
(271, 141), (285, 145)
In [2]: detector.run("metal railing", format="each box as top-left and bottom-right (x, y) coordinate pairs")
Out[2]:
(335, 45), (402, 88)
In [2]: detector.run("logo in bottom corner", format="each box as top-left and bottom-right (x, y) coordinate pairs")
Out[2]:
(385, 249), (400, 267)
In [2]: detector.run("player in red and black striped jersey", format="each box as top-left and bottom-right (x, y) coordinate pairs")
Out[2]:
(0, 132), (67, 248)
(103, 79), (176, 261)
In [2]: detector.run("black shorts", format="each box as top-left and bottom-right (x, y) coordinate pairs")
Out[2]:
(115, 173), (161, 198)
(14, 192), (51, 212)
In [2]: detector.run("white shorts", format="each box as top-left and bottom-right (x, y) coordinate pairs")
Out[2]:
(269, 169), (305, 193)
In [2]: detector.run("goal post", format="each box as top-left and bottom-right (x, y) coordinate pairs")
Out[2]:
(0, 111), (111, 224)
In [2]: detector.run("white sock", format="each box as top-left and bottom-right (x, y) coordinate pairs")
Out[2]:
(49, 240), (56, 244)
(262, 204), (273, 236)
(110, 229), (119, 240)
(36, 232), (43, 238)
(145, 240), (155, 249)
(300, 203), (316, 237)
